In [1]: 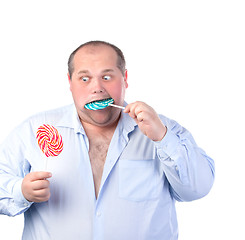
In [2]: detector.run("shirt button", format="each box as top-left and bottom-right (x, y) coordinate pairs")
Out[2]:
(96, 212), (101, 217)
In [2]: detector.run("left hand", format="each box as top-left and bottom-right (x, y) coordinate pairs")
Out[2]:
(124, 101), (167, 141)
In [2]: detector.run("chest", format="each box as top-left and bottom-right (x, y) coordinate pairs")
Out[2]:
(88, 140), (110, 168)
(88, 138), (111, 197)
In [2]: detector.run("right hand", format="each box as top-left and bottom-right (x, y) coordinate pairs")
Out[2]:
(21, 171), (52, 203)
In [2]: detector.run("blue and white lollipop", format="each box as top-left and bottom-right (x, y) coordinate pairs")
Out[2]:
(84, 98), (125, 110)
(84, 98), (114, 110)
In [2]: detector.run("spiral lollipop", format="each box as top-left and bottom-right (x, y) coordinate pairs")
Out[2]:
(84, 98), (125, 110)
(84, 98), (114, 110)
(36, 124), (63, 169)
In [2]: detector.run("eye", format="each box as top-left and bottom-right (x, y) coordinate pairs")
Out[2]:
(81, 76), (89, 82)
(103, 75), (111, 81)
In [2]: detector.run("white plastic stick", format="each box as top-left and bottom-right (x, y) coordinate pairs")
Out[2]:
(109, 103), (125, 110)
(44, 158), (48, 171)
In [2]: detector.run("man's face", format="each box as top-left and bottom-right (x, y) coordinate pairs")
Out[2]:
(68, 45), (128, 127)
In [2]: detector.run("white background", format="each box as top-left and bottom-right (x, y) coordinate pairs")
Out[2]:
(0, 0), (244, 239)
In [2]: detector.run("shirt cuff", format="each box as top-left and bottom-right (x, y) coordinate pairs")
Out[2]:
(154, 128), (180, 160)
(12, 178), (33, 209)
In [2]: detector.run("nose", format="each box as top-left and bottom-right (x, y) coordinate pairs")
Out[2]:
(92, 79), (105, 94)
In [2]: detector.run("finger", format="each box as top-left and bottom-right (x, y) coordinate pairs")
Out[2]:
(29, 172), (52, 182)
(32, 179), (50, 190)
(136, 112), (145, 122)
(33, 189), (51, 202)
(126, 108), (137, 119)
(33, 188), (50, 197)
(123, 104), (130, 113)
(126, 103), (139, 118)
(134, 106), (144, 119)
(129, 111), (137, 119)
(124, 101), (138, 111)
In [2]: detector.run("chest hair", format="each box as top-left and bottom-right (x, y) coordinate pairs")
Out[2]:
(88, 137), (110, 198)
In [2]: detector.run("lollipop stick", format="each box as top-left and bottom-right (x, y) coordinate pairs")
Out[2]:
(44, 158), (48, 171)
(109, 103), (125, 110)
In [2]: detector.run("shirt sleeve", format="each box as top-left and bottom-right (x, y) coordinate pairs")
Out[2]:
(0, 123), (33, 216)
(154, 115), (215, 202)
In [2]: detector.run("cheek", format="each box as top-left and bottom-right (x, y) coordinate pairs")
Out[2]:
(70, 83), (87, 103)
(109, 83), (126, 101)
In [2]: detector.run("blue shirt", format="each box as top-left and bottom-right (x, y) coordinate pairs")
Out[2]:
(0, 104), (215, 240)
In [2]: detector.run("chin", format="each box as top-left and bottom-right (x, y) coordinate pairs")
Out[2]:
(80, 108), (121, 127)
(93, 113), (120, 126)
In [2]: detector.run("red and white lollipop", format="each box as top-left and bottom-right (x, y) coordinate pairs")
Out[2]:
(36, 124), (63, 169)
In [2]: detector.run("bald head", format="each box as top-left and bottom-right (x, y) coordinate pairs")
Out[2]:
(68, 41), (126, 78)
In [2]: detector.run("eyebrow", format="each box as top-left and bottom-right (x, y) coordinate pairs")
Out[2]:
(102, 69), (115, 73)
(77, 70), (89, 75)
(77, 69), (115, 75)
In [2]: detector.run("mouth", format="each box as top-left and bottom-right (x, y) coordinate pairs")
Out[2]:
(84, 98), (114, 110)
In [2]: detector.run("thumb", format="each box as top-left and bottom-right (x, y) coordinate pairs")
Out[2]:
(29, 171), (52, 182)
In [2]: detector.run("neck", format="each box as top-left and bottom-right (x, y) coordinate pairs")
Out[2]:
(81, 116), (120, 137)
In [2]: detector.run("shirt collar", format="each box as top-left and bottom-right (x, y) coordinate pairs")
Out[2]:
(117, 102), (138, 140)
(55, 102), (137, 137)
(55, 104), (85, 134)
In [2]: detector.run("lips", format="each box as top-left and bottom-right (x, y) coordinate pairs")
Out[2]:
(86, 97), (112, 105)
(84, 98), (114, 110)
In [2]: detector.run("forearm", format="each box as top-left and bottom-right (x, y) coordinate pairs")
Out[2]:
(155, 120), (215, 201)
(0, 127), (33, 216)
(0, 174), (32, 216)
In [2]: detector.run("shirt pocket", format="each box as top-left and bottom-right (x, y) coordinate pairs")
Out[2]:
(119, 159), (160, 201)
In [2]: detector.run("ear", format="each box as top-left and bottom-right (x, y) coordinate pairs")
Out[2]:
(124, 69), (128, 88)
(67, 73), (71, 82)
(67, 73), (72, 91)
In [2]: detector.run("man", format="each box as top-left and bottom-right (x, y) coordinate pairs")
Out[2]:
(0, 41), (215, 240)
